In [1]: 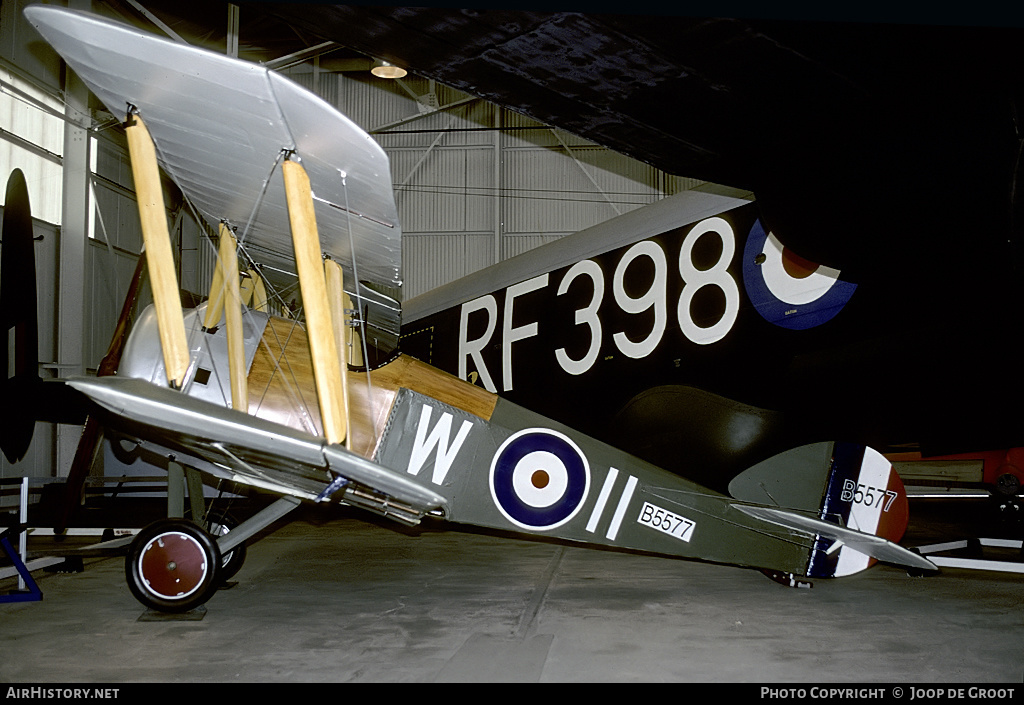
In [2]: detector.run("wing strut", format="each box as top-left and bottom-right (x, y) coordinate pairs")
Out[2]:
(202, 239), (227, 328)
(250, 270), (268, 312)
(324, 258), (351, 448)
(124, 112), (190, 389)
(239, 268), (268, 312)
(217, 224), (248, 412)
(282, 156), (348, 445)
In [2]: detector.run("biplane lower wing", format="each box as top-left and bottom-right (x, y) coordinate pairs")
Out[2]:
(68, 376), (446, 524)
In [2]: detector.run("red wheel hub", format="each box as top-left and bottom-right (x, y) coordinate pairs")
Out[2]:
(138, 531), (209, 600)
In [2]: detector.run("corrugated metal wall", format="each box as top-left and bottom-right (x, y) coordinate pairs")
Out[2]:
(85, 128), (214, 369)
(285, 68), (703, 298)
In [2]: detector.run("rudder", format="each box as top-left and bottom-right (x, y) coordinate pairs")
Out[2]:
(728, 441), (910, 577)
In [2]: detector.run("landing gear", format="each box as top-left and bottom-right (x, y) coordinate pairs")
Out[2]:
(125, 519), (222, 613)
(126, 495), (302, 613)
(206, 513), (246, 583)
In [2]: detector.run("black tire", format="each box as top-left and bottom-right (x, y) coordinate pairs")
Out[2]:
(995, 473), (1021, 497)
(125, 519), (221, 613)
(206, 514), (247, 582)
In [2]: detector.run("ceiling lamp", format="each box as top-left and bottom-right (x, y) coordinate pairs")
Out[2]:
(371, 60), (407, 79)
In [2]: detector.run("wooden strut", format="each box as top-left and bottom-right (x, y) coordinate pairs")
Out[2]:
(238, 269), (267, 312)
(203, 242), (227, 329)
(217, 224), (248, 412)
(248, 268), (268, 312)
(124, 113), (190, 389)
(324, 258), (351, 447)
(239, 275), (254, 308)
(281, 157), (348, 446)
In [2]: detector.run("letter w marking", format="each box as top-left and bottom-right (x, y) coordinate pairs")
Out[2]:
(407, 404), (473, 485)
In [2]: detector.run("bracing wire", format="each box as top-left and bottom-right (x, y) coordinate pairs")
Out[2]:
(147, 132), (323, 436)
(339, 169), (378, 439)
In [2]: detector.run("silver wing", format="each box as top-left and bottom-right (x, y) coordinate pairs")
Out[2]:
(26, 5), (402, 339)
(69, 376), (445, 526)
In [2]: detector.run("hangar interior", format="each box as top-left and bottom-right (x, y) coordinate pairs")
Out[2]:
(2, 0), (1024, 684)
(1, 0), (703, 483)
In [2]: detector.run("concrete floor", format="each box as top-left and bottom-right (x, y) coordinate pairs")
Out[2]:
(2, 500), (1023, 683)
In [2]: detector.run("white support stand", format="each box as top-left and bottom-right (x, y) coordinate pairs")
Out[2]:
(16, 477), (27, 590)
(912, 538), (1024, 574)
(1, 477), (143, 587)
(0, 478), (62, 590)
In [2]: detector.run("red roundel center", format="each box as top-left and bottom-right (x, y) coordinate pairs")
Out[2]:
(781, 247), (819, 279)
(531, 470), (550, 489)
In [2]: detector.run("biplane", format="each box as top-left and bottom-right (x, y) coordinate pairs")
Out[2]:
(2, 5), (935, 613)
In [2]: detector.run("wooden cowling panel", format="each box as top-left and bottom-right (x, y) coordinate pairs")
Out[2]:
(247, 315), (496, 459)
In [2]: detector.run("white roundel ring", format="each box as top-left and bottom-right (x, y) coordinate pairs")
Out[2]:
(760, 231), (842, 305)
(741, 218), (857, 330)
(490, 428), (590, 530)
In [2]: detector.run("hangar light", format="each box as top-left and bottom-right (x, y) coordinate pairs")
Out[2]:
(371, 60), (407, 79)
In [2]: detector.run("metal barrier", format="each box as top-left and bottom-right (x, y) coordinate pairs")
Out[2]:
(1, 478), (43, 602)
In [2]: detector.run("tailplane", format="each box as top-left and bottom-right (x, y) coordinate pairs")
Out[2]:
(729, 441), (934, 577)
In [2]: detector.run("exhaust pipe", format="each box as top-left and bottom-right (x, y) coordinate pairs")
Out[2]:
(340, 483), (425, 527)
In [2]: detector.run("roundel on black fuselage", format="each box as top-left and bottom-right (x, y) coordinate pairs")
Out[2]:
(742, 219), (857, 330)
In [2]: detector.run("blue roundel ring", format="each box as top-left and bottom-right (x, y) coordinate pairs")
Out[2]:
(741, 218), (857, 330)
(489, 428), (590, 531)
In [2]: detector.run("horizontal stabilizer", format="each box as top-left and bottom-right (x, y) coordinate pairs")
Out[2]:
(66, 376), (446, 523)
(734, 504), (937, 573)
(730, 441), (913, 577)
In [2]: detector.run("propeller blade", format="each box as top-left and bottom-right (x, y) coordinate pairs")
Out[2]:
(1, 169), (40, 463)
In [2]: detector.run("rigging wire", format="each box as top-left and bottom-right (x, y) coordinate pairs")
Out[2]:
(339, 169), (377, 440)
(392, 182), (681, 207)
(146, 131), (323, 436)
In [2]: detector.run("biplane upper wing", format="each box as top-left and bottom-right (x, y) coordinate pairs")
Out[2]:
(26, 5), (402, 340)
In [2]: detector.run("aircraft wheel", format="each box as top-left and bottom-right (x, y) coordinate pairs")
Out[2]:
(995, 473), (1021, 497)
(125, 519), (221, 613)
(207, 514), (246, 582)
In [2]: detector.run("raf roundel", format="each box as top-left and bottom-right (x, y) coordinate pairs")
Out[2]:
(741, 219), (857, 330)
(490, 428), (590, 530)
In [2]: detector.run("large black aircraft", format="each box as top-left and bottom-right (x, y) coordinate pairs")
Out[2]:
(247, 4), (1024, 469)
